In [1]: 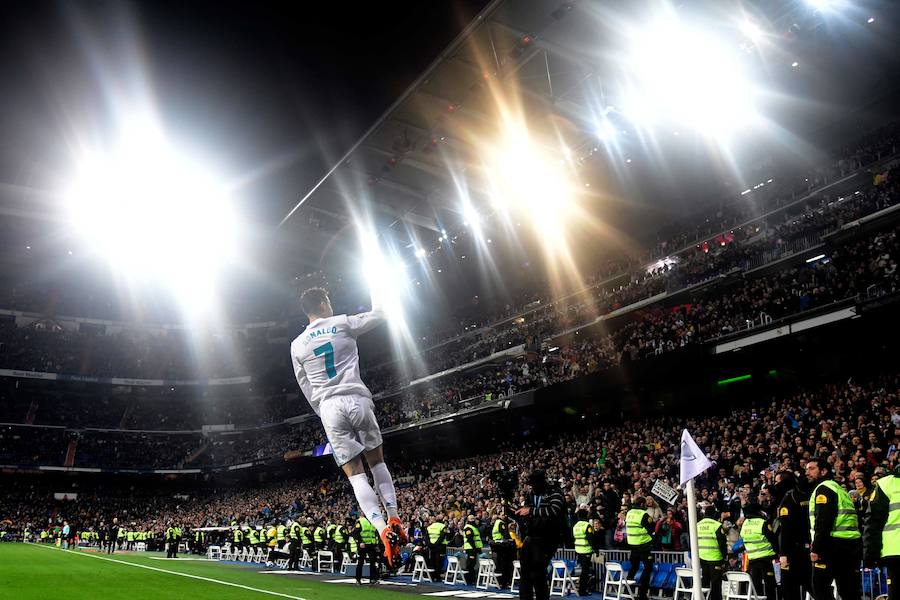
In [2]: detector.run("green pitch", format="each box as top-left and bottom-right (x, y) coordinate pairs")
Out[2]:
(0, 543), (416, 600)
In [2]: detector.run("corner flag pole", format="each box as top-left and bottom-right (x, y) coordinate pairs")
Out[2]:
(685, 479), (704, 600)
(680, 429), (713, 600)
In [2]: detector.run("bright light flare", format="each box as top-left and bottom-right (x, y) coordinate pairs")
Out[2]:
(64, 120), (238, 312)
(740, 20), (763, 43)
(485, 127), (575, 235)
(358, 230), (411, 326)
(622, 15), (758, 136)
(462, 200), (482, 234)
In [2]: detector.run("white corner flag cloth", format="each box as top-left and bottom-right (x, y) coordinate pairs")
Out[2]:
(680, 429), (713, 485)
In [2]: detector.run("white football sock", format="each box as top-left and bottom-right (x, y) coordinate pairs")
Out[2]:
(348, 472), (387, 531)
(370, 462), (400, 520)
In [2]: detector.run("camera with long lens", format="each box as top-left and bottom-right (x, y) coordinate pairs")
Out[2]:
(489, 466), (520, 503)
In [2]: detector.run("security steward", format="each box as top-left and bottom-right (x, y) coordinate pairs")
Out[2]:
(246, 526), (259, 550)
(492, 512), (515, 589)
(232, 525), (244, 552)
(326, 520), (337, 550)
(464, 515), (484, 585)
(572, 508), (597, 596)
(301, 520), (313, 554)
(806, 457), (862, 600)
(194, 528), (206, 555)
(774, 471), (811, 600)
(314, 523), (327, 552)
(332, 521), (347, 570)
(426, 514), (448, 573)
(313, 522), (327, 571)
(346, 516), (359, 560)
(354, 516), (380, 584)
(625, 497), (655, 600)
(740, 503), (778, 600)
(165, 522), (179, 559)
(276, 521), (287, 548)
(697, 506), (727, 600)
(287, 519), (304, 570)
(863, 463), (900, 600)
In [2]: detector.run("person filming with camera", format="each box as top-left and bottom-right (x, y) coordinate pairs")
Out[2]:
(512, 469), (567, 600)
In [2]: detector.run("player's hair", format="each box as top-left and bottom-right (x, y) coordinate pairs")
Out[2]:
(300, 287), (329, 317)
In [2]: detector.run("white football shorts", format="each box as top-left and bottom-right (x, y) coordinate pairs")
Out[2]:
(318, 394), (383, 466)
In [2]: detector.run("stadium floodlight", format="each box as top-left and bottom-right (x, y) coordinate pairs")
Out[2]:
(595, 117), (617, 142)
(487, 127), (574, 233)
(622, 14), (758, 137)
(64, 118), (237, 313)
(740, 20), (762, 43)
(414, 247), (427, 259)
(358, 229), (410, 325)
(461, 200), (482, 234)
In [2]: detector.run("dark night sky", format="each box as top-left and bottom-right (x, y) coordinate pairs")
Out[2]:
(0, 0), (490, 227)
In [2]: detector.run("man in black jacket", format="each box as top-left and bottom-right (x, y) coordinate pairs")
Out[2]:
(773, 471), (812, 600)
(806, 458), (861, 600)
(515, 470), (566, 600)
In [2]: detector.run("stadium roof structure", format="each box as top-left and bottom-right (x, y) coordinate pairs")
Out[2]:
(281, 0), (873, 252)
(284, 0), (615, 235)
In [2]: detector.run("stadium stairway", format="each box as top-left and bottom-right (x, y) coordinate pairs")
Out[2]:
(25, 400), (38, 425)
(64, 439), (77, 468)
(184, 442), (210, 466)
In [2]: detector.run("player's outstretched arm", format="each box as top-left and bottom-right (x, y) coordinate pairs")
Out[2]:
(347, 291), (385, 337)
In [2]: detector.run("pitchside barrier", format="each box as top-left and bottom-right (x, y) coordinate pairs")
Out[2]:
(449, 546), (887, 599)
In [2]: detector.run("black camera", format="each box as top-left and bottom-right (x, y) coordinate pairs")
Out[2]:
(490, 466), (520, 502)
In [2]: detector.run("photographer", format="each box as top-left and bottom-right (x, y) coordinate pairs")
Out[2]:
(514, 470), (566, 600)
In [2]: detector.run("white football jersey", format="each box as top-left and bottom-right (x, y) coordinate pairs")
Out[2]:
(290, 305), (384, 415)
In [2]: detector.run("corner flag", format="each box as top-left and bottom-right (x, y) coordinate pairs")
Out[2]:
(679, 429), (712, 485)
(681, 428), (714, 600)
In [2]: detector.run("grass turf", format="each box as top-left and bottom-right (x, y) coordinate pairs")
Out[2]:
(0, 543), (415, 600)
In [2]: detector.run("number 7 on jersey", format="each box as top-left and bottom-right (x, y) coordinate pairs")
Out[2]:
(314, 342), (337, 378)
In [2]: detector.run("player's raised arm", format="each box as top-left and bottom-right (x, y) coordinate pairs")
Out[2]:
(346, 291), (385, 337)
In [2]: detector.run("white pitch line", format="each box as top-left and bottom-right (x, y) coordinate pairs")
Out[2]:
(147, 557), (215, 561)
(25, 543), (308, 599)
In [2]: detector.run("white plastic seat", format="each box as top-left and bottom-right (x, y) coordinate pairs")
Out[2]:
(550, 560), (577, 597)
(207, 545), (221, 560)
(476, 558), (503, 590)
(135, 542), (146, 552)
(340, 553), (354, 575)
(221, 543), (235, 560)
(275, 557), (289, 569)
(317, 550), (335, 573)
(510, 560), (522, 593)
(724, 571), (764, 600)
(444, 555), (468, 586)
(299, 549), (313, 570)
(675, 567), (711, 600)
(603, 562), (635, 600)
(412, 554), (436, 583)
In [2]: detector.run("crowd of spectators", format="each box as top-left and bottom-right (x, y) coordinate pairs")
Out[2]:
(4, 371), (897, 554)
(365, 164), (899, 391)
(1, 225), (896, 460)
(0, 125), (897, 386)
